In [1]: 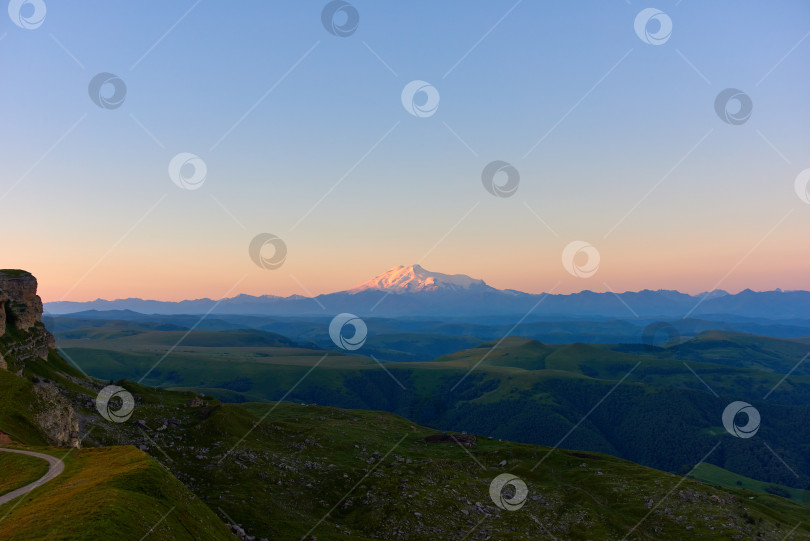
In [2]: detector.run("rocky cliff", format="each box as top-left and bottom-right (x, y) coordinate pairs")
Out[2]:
(0, 270), (55, 364)
(0, 269), (78, 447)
(0, 270), (46, 332)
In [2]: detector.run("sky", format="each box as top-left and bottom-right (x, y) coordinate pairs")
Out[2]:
(1, 0), (809, 302)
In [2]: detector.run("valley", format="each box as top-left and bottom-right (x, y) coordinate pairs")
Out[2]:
(52, 316), (810, 493)
(2, 269), (810, 539)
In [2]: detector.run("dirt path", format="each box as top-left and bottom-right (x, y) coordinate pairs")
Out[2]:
(0, 448), (64, 506)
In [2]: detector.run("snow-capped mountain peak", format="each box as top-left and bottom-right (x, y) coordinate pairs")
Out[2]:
(348, 264), (490, 294)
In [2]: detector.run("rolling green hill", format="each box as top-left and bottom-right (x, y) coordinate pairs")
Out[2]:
(673, 330), (810, 374)
(55, 324), (810, 494)
(0, 452), (48, 497)
(4, 288), (810, 539)
(0, 446), (234, 540)
(690, 462), (810, 504)
(18, 367), (810, 540)
(0, 315), (807, 538)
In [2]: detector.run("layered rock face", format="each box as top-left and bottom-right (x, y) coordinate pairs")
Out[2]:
(34, 383), (81, 448)
(0, 270), (46, 334)
(0, 270), (55, 361)
(0, 270), (77, 447)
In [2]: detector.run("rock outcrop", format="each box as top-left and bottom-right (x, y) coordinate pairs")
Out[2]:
(0, 270), (46, 333)
(0, 270), (78, 447)
(33, 383), (81, 448)
(0, 292), (6, 334)
(0, 270), (55, 366)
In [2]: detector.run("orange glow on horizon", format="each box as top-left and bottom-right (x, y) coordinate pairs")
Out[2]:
(31, 255), (810, 304)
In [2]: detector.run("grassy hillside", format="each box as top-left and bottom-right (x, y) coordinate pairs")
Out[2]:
(78, 383), (810, 540)
(0, 446), (234, 540)
(0, 370), (49, 446)
(0, 452), (48, 497)
(55, 326), (810, 490)
(673, 330), (810, 374)
(0, 320), (234, 540)
(1, 339), (809, 538)
(690, 462), (810, 504)
(3, 315), (809, 539)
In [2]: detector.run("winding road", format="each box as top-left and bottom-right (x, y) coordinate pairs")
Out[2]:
(0, 448), (64, 506)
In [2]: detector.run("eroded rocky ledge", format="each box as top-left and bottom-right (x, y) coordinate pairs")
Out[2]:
(0, 269), (47, 334)
(0, 269), (77, 447)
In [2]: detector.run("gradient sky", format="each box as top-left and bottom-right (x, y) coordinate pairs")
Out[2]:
(2, 0), (809, 302)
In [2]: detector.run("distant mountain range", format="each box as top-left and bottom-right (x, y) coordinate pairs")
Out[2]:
(44, 264), (810, 319)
